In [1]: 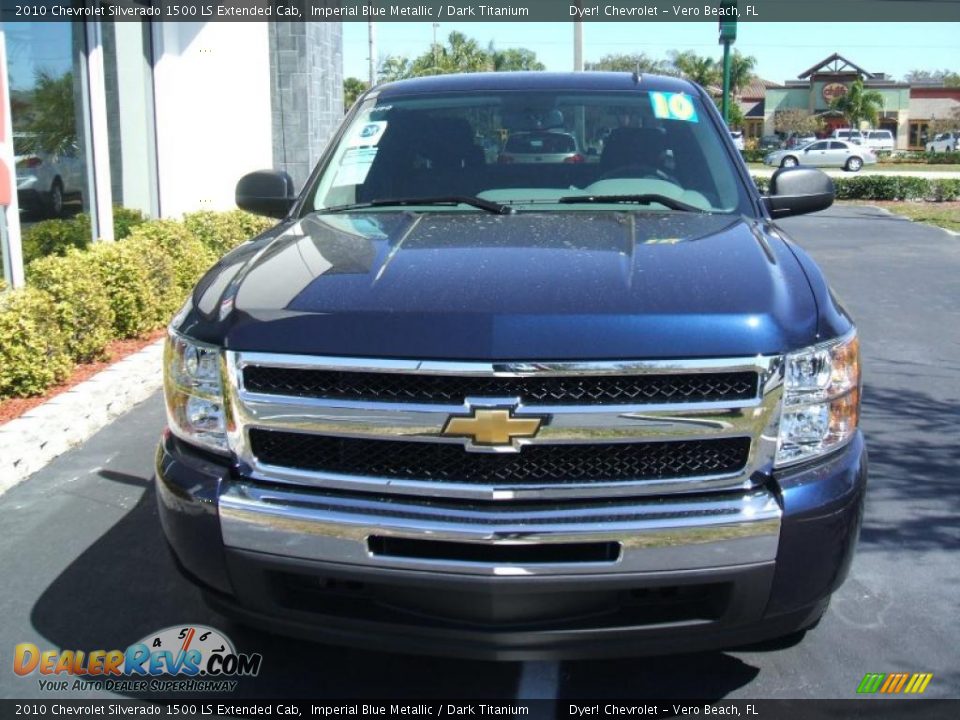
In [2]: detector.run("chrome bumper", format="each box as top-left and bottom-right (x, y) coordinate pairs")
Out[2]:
(219, 483), (782, 577)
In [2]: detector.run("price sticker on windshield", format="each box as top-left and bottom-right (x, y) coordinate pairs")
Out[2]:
(650, 92), (699, 123)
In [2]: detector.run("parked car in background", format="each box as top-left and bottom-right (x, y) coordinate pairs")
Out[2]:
(498, 130), (584, 164)
(862, 130), (895, 153)
(830, 129), (865, 146)
(926, 131), (959, 153)
(760, 135), (783, 150)
(765, 139), (876, 172)
(729, 130), (744, 151)
(785, 133), (817, 149)
(14, 135), (85, 217)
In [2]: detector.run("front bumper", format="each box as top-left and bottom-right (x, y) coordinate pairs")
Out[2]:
(156, 431), (866, 659)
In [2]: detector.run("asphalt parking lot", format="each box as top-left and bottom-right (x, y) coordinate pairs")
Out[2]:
(0, 205), (958, 702)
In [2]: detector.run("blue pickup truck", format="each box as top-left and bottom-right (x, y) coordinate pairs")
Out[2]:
(156, 72), (866, 660)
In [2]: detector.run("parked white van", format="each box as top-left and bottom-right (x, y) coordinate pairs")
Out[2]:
(830, 128), (865, 145)
(862, 130), (895, 153)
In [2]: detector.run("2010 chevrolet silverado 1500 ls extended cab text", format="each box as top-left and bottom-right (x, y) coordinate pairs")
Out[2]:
(156, 72), (866, 660)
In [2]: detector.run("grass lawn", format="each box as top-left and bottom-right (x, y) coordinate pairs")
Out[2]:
(849, 201), (960, 232)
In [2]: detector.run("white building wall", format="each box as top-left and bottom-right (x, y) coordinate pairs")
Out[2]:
(151, 22), (273, 219)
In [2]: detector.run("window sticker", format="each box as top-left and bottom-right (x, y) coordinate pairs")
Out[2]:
(347, 120), (388, 148)
(649, 92), (699, 123)
(333, 147), (378, 187)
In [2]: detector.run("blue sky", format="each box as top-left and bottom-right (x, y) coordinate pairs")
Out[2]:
(343, 22), (960, 84)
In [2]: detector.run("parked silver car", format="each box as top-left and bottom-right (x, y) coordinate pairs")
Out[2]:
(764, 139), (877, 172)
(926, 131), (958, 153)
(14, 135), (85, 217)
(498, 131), (584, 164)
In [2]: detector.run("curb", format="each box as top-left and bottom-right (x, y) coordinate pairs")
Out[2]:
(0, 339), (165, 497)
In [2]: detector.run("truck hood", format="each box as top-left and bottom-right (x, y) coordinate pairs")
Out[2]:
(191, 211), (818, 359)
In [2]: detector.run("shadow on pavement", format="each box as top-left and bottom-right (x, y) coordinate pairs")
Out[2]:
(858, 382), (960, 552)
(30, 478), (519, 699)
(29, 471), (766, 701)
(557, 652), (760, 701)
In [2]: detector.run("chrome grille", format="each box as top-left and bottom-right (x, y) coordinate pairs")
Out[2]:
(249, 430), (751, 485)
(242, 366), (759, 405)
(225, 352), (784, 501)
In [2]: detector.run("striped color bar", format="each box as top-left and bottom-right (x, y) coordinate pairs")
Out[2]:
(857, 673), (933, 694)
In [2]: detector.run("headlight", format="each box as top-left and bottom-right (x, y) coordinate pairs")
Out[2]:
(163, 330), (228, 454)
(776, 330), (861, 467)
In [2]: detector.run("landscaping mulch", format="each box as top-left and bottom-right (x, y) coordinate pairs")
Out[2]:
(0, 328), (166, 425)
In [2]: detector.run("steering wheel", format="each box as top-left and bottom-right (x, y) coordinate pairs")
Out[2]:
(598, 163), (678, 184)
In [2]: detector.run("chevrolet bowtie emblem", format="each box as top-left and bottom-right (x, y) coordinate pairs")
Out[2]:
(442, 408), (542, 448)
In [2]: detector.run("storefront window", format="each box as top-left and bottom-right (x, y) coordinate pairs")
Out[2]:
(909, 121), (930, 149)
(5, 22), (93, 226)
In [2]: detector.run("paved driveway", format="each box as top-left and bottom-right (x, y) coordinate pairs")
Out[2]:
(0, 206), (957, 701)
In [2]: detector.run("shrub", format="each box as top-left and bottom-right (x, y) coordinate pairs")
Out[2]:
(84, 240), (171, 338)
(27, 251), (115, 363)
(0, 287), (72, 397)
(21, 218), (90, 265)
(111, 206), (148, 238)
(124, 220), (216, 296)
(20, 206), (149, 265)
(183, 210), (273, 257)
(753, 175), (960, 202)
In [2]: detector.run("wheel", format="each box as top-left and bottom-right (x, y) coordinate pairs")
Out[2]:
(780, 156), (798, 168)
(845, 157), (863, 172)
(47, 179), (64, 217)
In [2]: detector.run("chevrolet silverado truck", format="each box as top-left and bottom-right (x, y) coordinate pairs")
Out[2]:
(156, 72), (866, 660)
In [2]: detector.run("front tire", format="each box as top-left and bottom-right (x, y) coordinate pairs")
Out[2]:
(845, 157), (863, 172)
(780, 156), (799, 168)
(46, 179), (64, 218)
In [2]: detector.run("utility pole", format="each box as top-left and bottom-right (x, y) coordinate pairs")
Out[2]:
(368, 18), (377, 86)
(573, 1), (583, 71)
(718, 1), (737, 124)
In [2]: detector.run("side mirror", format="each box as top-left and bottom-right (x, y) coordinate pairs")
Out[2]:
(763, 167), (834, 218)
(236, 170), (296, 219)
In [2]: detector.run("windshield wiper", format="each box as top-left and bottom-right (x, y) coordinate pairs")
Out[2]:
(320, 196), (512, 215)
(557, 194), (705, 213)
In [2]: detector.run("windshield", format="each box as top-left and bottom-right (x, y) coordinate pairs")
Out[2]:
(306, 89), (751, 215)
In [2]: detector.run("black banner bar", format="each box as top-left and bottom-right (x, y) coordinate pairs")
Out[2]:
(1, 700), (958, 719)
(2, 0), (960, 23)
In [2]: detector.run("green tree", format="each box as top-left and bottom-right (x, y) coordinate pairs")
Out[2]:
(409, 31), (490, 77)
(774, 108), (823, 136)
(585, 53), (671, 74)
(377, 33), (544, 81)
(669, 51), (720, 89)
(830, 78), (884, 128)
(19, 70), (77, 155)
(904, 69), (960, 87)
(728, 51), (757, 96)
(489, 45), (545, 72)
(343, 77), (369, 109)
(378, 55), (413, 83)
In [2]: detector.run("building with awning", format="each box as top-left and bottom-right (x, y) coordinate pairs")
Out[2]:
(760, 53), (960, 150)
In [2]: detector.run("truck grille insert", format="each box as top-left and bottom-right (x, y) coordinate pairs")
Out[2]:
(248, 430), (751, 485)
(242, 366), (759, 406)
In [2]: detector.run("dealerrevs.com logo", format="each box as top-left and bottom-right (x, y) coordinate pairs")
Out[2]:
(13, 625), (262, 693)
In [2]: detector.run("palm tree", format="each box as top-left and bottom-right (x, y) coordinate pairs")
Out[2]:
(830, 79), (884, 128)
(728, 51), (757, 96)
(669, 51), (720, 89)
